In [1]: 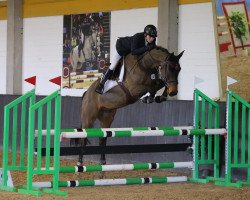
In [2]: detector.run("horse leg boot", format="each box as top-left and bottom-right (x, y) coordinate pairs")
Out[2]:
(77, 138), (87, 166)
(95, 69), (113, 94)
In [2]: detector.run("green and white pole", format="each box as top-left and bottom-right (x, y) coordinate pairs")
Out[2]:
(32, 176), (188, 188)
(60, 128), (227, 139)
(59, 161), (193, 173)
(35, 126), (194, 136)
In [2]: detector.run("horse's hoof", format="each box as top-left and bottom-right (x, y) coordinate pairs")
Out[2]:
(141, 96), (154, 104)
(147, 96), (154, 103)
(155, 96), (167, 103)
(100, 160), (106, 165)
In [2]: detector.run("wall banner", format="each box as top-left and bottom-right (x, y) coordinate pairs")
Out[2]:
(62, 12), (110, 89)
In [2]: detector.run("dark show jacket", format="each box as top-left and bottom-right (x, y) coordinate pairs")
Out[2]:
(116, 32), (156, 56)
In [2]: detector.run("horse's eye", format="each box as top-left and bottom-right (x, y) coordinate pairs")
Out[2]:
(170, 63), (178, 70)
(175, 64), (180, 71)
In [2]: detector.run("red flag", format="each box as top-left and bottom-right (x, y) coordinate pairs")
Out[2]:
(24, 76), (36, 86)
(49, 76), (61, 86)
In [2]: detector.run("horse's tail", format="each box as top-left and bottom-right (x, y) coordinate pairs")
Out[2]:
(81, 91), (87, 100)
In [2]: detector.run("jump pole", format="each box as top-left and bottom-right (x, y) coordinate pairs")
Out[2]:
(60, 128), (227, 139)
(35, 126), (194, 136)
(32, 176), (188, 188)
(57, 161), (193, 173)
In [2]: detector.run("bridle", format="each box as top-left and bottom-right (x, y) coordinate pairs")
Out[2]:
(157, 63), (179, 86)
(148, 51), (179, 87)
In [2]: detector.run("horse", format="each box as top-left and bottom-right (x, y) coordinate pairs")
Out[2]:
(70, 35), (96, 72)
(77, 46), (184, 165)
(70, 45), (85, 72)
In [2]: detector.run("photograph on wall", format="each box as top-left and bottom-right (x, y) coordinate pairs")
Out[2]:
(214, 0), (250, 101)
(62, 12), (110, 89)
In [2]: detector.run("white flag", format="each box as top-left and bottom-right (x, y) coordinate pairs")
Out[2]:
(227, 76), (237, 87)
(0, 169), (14, 187)
(194, 76), (204, 87)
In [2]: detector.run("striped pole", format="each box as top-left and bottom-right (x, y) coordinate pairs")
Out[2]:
(32, 176), (187, 188)
(35, 126), (194, 136)
(58, 162), (193, 173)
(60, 128), (227, 139)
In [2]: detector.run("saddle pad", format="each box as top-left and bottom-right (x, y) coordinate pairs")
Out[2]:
(103, 63), (125, 94)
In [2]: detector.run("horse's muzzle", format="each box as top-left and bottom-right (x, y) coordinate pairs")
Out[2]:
(167, 84), (178, 96)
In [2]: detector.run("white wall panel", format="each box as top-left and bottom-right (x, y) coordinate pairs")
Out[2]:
(110, 8), (158, 58)
(178, 3), (219, 100)
(22, 16), (63, 95)
(0, 20), (7, 94)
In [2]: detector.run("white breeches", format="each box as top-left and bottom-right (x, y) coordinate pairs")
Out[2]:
(109, 51), (122, 70)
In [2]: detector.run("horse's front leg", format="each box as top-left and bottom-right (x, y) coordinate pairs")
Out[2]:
(99, 137), (107, 165)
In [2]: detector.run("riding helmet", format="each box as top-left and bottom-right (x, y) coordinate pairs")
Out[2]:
(144, 24), (157, 37)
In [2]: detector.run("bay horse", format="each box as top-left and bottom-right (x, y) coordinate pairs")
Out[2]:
(78, 46), (184, 165)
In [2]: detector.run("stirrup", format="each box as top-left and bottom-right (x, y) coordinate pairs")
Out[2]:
(95, 84), (104, 94)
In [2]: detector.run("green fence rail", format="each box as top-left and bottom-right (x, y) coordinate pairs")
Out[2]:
(215, 90), (250, 187)
(0, 89), (35, 192)
(18, 89), (67, 196)
(189, 89), (221, 183)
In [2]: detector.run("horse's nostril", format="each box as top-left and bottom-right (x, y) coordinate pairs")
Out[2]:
(169, 91), (178, 96)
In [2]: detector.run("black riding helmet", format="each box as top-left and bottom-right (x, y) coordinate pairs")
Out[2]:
(144, 24), (157, 37)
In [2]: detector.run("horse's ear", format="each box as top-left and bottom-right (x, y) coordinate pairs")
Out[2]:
(169, 52), (175, 60)
(177, 50), (185, 60)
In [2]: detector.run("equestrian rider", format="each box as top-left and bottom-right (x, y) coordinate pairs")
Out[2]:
(95, 24), (157, 94)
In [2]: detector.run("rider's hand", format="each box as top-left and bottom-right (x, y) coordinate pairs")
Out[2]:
(146, 44), (155, 51)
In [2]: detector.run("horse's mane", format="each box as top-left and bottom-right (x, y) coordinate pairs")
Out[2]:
(155, 46), (170, 54)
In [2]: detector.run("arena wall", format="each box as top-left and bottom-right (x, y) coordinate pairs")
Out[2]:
(0, 20), (7, 94)
(0, 2), (220, 100)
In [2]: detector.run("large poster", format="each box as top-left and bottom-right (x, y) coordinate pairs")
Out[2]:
(62, 12), (110, 89)
(214, 0), (250, 101)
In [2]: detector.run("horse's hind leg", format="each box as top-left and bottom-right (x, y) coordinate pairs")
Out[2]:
(98, 109), (117, 165)
(78, 107), (97, 166)
(77, 138), (88, 166)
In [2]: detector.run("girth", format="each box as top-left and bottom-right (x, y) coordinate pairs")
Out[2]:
(117, 82), (139, 104)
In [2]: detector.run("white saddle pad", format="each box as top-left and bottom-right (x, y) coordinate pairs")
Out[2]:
(103, 64), (125, 94)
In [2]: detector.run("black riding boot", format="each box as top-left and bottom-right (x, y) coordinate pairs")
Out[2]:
(95, 69), (113, 94)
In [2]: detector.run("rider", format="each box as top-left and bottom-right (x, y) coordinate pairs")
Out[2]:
(95, 24), (157, 94)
